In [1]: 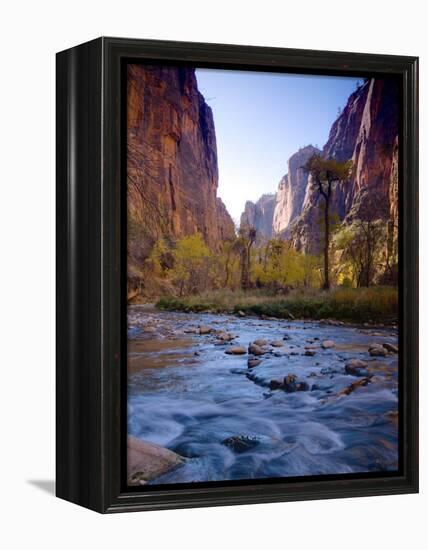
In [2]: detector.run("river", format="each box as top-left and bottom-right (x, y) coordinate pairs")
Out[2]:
(127, 305), (399, 484)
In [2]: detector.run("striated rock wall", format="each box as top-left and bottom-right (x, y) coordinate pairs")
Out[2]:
(289, 78), (399, 253)
(127, 64), (235, 255)
(240, 78), (399, 258)
(272, 145), (321, 237)
(240, 194), (276, 239)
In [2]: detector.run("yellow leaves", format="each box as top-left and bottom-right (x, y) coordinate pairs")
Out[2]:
(174, 233), (211, 263)
(253, 240), (317, 288)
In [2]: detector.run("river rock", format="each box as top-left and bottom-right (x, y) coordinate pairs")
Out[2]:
(248, 343), (267, 356)
(283, 374), (297, 392)
(296, 381), (310, 391)
(338, 377), (371, 397)
(369, 344), (387, 357)
(383, 342), (398, 353)
(270, 340), (284, 347)
(216, 331), (235, 341)
(127, 436), (185, 486)
(282, 334), (291, 341)
(345, 359), (369, 376)
(269, 379), (283, 390)
(253, 339), (268, 346)
(248, 358), (262, 368)
(225, 346), (247, 355)
(199, 325), (214, 335)
(222, 435), (259, 453)
(304, 350), (316, 356)
(237, 310), (246, 317)
(321, 340), (335, 349)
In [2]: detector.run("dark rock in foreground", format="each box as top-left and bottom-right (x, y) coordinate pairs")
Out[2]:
(222, 435), (260, 454)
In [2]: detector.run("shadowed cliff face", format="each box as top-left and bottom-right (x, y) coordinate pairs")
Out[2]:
(127, 64), (235, 258)
(240, 194), (276, 239)
(290, 78), (399, 253)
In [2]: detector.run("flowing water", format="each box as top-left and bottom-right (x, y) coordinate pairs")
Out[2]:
(127, 305), (399, 484)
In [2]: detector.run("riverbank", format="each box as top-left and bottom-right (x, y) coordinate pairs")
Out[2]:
(156, 286), (398, 324)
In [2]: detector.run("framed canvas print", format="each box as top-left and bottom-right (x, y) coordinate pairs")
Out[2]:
(56, 37), (418, 513)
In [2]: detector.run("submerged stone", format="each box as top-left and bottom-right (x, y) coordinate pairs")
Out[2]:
(222, 435), (260, 453)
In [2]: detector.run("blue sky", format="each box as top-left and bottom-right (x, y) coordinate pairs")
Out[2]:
(196, 69), (362, 222)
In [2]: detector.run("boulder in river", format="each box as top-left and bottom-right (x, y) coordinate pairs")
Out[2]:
(216, 331), (236, 341)
(128, 436), (185, 486)
(248, 343), (268, 356)
(321, 340), (335, 349)
(345, 359), (369, 376)
(248, 358), (262, 368)
(222, 435), (259, 453)
(237, 310), (246, 317)
(225, 346), (247, 355)
(199, 325), (214, 335)
(253, 338), (268, 346)
(368, 344), (387, 357)
(269, 379), (283, 390)
(383, 342), (398, 353)
(283, 374), (297, 392)
(304, 350), (316, 357)
(270, 340), (284, 347)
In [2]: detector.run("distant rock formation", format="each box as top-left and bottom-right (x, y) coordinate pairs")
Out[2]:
(272, 145), (321, 238)
(242, 78), (399, 259)
(290, 78), (399, 253)
(127, 64), (236, 256)
(240, 194), (276, 239)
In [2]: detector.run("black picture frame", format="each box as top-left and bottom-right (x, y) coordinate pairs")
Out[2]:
(56, 37), (419, 513)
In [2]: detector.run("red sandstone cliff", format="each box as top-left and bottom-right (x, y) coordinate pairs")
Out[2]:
(289, 78), (399, 253)
(127, 64), (235, 264)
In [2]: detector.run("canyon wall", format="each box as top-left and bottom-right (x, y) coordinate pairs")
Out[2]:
(127, 63), (235, 265)
(240, 194), (276, 239)
(272, 145), (321, 237)
(290, 78), (399, 253)
(243, 77), (399, 257)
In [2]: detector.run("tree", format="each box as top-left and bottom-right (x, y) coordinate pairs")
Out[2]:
(238, 226), (257, 290)
(170, 233), (211, 296)
(304, 155), (352, 290)
(224, 238), (244, 289)
(335, 220), (384, 287)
